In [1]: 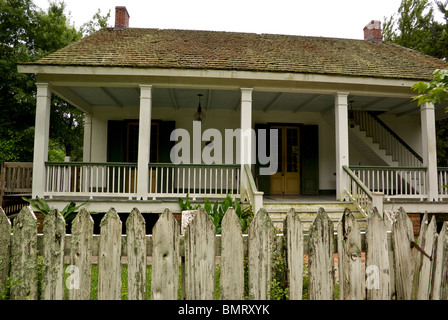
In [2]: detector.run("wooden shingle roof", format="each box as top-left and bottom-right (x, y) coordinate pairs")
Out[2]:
(27, 28), (448, 81)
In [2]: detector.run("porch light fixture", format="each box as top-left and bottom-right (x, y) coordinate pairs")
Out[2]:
(193, 93), (206, 122)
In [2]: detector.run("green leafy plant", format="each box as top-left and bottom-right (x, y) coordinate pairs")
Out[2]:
(269, 254), (289, 300)
(178, 193), (200, 211)
(203, 194), (253, 234)
(22, 196), (92, 224)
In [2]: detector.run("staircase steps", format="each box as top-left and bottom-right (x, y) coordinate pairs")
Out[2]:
(262, 201), (367, 233)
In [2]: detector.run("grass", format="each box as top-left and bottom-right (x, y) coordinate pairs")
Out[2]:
(2, 260), (337, 300)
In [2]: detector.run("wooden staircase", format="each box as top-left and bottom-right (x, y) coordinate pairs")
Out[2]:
(262, 201), (367, 233)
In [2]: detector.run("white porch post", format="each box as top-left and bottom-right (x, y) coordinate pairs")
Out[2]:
(83, 113), (92, 162)
(32, 83), (51, 198)
(240, 88), (253, 200)
(137, 85), (152, 200)
(420, 102), (438, 201)
(335, 92), (350, 201)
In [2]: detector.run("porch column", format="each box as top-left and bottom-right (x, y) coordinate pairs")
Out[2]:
(32, 83), (51, 198)
(335, 92), (350, 201)
(137, 85), (152, 200)
(420, 102), (438, 201)
(240, 88), (253, 200)
(83, 113), (92, 162)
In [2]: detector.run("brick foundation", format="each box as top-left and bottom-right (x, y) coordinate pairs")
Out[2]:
(407, 213), (422, 237)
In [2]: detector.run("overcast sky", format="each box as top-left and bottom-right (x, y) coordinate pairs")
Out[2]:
(33, 0), (406, 39)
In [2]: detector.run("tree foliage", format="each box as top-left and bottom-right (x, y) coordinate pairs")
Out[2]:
(0, 0), (110, 163)
(384, 0), (448, 166)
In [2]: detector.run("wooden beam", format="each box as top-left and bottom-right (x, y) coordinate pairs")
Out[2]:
(263, 92), (285, 112)
(100, 87), (123, 108)
(51, 86), (92, 113)
(169, 89), (179, 109)
(293, 94), (321, 113)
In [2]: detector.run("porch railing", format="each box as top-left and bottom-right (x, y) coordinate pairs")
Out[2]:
(439, 167), (448, 200)
(343, 166), (373, 217)
(45, 162), (241, 200)
(148, 163), (240, 200)
(349, 165), (427, 200)
(243, 164), (263, 214)
(353, 111), (423, 167)
(45, 162), (138, 199)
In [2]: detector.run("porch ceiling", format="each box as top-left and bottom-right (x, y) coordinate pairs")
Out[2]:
(55, 85), (448, 117)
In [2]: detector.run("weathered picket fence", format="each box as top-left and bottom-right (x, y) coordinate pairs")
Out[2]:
(0, 205), (447, 300)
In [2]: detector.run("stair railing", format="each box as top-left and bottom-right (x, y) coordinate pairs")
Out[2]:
(353, 111), (423, 167)
(343, 165), (373, 218)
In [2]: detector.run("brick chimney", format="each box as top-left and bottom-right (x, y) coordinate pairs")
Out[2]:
(115, 6), (130, 30)
(363, 20), (382, 42)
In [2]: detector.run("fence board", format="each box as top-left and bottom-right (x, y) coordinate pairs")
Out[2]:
(98, 208), (122, 300)
(0, 207), (11, 296)
(412, 213), (437, 300)
(284, 208), (303, 300)
(10, 206), (38, 300)
(308, 207), (335, 300)
(248, 208), (276, 300)
(365, 208), (392, 300)
(220, 207), (244, 300)
(337, 208), (362, 300)
(392, 207), (415, 300)
(184, 207), (216, 300)
(432, 221), (448, 300)
(126, 208), (147, 300)
(69, 208), (94, 300)
(151, 208), (179, 300)
(41, 209), (66, 300)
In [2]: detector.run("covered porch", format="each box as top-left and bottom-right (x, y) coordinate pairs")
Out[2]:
(25, 75), (448, 215)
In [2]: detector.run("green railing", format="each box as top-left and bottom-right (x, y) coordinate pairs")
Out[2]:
(349, 165), (427, 200)
(343, 165), (372, 217)
(45, 162), (137, 199)
(148, 163), (240, 199)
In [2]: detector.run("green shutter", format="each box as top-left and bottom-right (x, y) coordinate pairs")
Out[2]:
(300, 125), (319, 195)
(107, 120), (125, 162)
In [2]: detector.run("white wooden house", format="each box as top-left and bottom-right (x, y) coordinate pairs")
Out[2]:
(18, 6), (448, 221)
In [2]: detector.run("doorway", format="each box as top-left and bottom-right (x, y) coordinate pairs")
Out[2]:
(270, 125), (300, 194)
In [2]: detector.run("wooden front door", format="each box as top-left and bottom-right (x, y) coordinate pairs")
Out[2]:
(270, 126), (300, 194)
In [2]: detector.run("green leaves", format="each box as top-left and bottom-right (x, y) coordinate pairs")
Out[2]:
(21, 196), (94, 225)
(204, 194), (253, 234)
(412, 68), (448, 109)
(178, 193), (253, 234)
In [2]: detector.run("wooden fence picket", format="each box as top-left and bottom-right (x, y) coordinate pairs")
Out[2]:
(308, 207), (335, 300)
(1, 203), (448, 301)
(97, 208), (122, 300)
(337, 208), (362, 300)
(10, 206), (38, 300)
(284, 208), (303, 300)
(41, 209), (66, 300)
(126, 208), (147, 300)
(0, 207), (11, 297)
(432, 221), (448, 300)
(412, 213), (437, 300)
(220, 207), (244, 300)
(184, 207), (216, 300)
(365, 208), (391, 300)
(151, 208), (179, 300)
(248, 208), (276, 300)
(392, 207), (415, 300)
(69, 208), (94, 300)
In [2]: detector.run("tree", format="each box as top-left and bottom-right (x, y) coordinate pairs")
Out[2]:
(0, 0), (110, 163)
(383, 0), (448, 60)
(384, 0), (448, 166)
